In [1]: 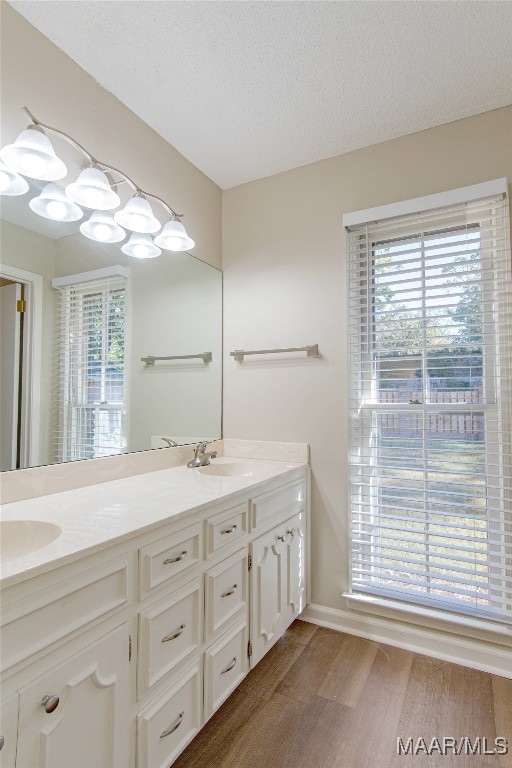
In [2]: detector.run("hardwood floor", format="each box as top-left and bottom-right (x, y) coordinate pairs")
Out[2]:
(173, 621), (512, 768)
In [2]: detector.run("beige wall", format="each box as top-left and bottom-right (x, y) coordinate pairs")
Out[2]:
(222, 107), (512, 622)
(0, 4), (222, 270)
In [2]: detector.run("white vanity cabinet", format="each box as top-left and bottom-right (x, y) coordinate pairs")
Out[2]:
(1, 462), (309, 768)
(0, 552), (134, 768)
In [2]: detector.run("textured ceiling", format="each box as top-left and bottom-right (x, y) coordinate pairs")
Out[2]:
(8, 0), (512, 189)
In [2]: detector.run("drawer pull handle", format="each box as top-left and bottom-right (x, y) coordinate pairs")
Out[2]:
(221, 584), (238, 597)
(0, 736), (4, 751)
(41, 694), (60, 713)
(163, 551), (187, 565)
(221, 524), (238, 534)
(221, 656), (237, 674)
(161, 624), (186, 643)
(160, 711), (184, 739)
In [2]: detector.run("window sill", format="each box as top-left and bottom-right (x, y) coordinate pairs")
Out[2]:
(342, 592), (512, 642)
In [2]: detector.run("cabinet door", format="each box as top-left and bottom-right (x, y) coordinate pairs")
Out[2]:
(250, 512), (305, 666)
(0, 694), (19, 768)
(249, 527), (283, 666)
(17, 623), (131, 768)
(283, 513), (306, 627)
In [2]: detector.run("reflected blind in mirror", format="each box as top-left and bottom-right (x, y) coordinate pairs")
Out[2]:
(53, 271), (128, 463)
(347, 189), (511, 624)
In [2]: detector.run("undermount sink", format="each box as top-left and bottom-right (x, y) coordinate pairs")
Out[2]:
(0, 520), (62, 562)
(198, 462), (256, 477)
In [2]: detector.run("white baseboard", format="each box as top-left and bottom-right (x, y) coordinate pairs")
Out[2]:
(301, 603), (512, 679)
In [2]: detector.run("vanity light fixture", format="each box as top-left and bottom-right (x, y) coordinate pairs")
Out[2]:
(114, 194), (161, 233)
(29, 182), (83, 222)
(80, 211), (126, 243)
(154, 215), (195, 252)
(0, 159), (29, 196)
(1, 126), (67, 181)
(0, 107), (196, 257)
(121, 232), (161, 259)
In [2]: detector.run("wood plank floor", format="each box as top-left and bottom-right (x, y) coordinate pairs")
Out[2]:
(173, 621), (512, 768)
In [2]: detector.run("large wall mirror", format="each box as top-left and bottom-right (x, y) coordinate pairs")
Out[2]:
(0, 177), (222, 471)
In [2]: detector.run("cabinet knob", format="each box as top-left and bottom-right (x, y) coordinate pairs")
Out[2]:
(41, 694), (60, 713)
(0, 735), (4, 751)
(163, 550), (187, 565)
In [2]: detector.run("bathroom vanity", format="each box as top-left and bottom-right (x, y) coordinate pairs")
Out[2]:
(0, 444), (309, 768)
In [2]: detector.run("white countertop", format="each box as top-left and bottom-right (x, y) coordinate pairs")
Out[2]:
(0, 456), (306, 587)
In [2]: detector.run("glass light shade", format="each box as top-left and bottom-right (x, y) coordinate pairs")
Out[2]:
(114, 195), (161, 234)
(80, 211), (126, 243)
(121, 232), (160, 259)
(154, 218), (195, 251)
(0, 160), (29, 196)
(29, 183), (83, 222)
(66, 167), (120, 210)
(1, 127), (67, 181)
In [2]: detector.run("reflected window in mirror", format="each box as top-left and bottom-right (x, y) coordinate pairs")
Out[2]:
(53, 268), (128, 462)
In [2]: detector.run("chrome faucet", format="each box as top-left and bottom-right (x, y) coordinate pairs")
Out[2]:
(187, 441), (217, 468)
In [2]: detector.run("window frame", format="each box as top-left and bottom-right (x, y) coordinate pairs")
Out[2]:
(344, 181), (511, 627)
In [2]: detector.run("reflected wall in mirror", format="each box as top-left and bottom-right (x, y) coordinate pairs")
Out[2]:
(0, 196), (222, 471)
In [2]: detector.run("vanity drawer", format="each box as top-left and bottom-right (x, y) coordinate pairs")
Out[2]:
(0, 556), (130, 671)
(204, 548), (247, 641)
(250, 479), (306, 530)
(138, 578), (202, 696)
(137, 661), (201, 768)
(139, 522), (201, 599)
(204, 619), (248, 720)
(205, 502), (248, 558)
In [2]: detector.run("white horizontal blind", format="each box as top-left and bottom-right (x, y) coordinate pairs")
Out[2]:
(347, 191), (512, 624)
(53, 272), (128, 463)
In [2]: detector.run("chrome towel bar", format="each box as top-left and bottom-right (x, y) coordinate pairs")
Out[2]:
(141, 352), (212, 365)
(230, 344), (319, 363)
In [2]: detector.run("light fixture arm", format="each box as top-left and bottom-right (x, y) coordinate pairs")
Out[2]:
(21, 106), (182, 218)
(23, 106), (95, 164)
(143, 191), (180, 218)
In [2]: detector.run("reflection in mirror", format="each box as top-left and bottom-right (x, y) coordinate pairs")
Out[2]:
(0, 195), (222, 471)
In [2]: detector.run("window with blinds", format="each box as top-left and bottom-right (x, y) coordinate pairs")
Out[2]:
(346, 182), (511, 624)
(52, 269), (128, 463)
